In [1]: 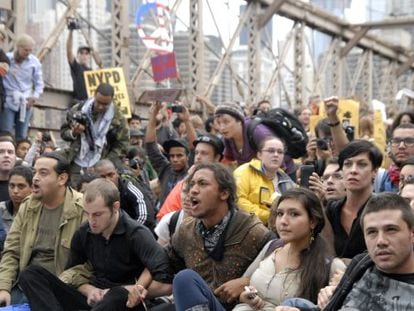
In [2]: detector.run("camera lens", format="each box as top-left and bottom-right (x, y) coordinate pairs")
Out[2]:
(316, 138), (329, 150)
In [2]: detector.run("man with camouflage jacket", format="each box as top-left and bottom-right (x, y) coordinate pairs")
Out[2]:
(60, 83), (129, 186)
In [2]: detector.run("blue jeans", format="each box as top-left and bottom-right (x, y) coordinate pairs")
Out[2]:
(10, 286), (29, 305)
(173, 269), (225, 311)
(281, 298), (320, 311)
(0, 107), (33, 140)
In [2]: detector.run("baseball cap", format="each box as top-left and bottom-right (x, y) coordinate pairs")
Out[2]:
(129, 129), (144, 137)
(193, 134), (224, 156)
(163, 139), (189, 154)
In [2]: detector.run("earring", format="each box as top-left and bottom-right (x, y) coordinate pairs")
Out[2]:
(309, 228), (315, 246)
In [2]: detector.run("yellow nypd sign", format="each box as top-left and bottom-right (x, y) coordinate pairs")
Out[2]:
(84, 67), (131, 118)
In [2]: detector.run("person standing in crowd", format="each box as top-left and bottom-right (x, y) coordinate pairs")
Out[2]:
(325, 140), (382, 259)
(0, 34), (44, 140)
(0, 152), (84, 306)
(0, 137), (16, 202)
(234, 136), (295, 224)
(66, 29), (91, 103)
(145, 102), (196, 207)
(0, 165), (33, 233)
(0, 27), (10, 113)
(60, 83), (129, 185)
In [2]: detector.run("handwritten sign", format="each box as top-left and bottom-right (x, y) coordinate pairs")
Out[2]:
(151, 52), (178, 82)
(84, 67), (131, 118)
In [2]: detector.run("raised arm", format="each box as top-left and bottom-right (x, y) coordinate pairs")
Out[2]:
(66, 30), (75, 64)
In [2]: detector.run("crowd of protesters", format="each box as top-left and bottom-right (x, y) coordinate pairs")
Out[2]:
(0, 31), (413, 311)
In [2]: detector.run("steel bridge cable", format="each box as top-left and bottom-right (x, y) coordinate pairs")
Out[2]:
(205, 0), (247, 98)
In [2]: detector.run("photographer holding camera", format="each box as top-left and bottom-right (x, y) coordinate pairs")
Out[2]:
(60, 83), (129, 187)
(66, 17), (91, 103)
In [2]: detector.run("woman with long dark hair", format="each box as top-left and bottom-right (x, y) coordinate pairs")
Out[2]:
(233, 188), (345, 310)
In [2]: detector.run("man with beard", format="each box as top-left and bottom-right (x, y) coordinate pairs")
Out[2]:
(379, 123), (414, 192)
(0, 34), (43, 140)
(18, 178), (172, 311)
(0, 152), (84, 306)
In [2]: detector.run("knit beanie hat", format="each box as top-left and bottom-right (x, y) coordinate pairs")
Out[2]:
(214, 102), (244, 122)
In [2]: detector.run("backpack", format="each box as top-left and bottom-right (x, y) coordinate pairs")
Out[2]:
(168, 210), (181, 237)
(247, 108), (308, 159)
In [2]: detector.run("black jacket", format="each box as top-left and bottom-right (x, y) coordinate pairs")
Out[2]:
(118, 176), (155, 231)
(324, 252), (373, 310)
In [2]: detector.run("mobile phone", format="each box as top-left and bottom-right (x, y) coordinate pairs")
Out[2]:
(300, 165), (315, 188)
(170, 104), (183, 113)
(244, 286), (257, 300)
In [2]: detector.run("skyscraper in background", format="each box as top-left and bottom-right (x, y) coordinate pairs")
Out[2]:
(239, 4), (273, 47)
(310, 0), (352, 62)
(384, 0), (414, 47)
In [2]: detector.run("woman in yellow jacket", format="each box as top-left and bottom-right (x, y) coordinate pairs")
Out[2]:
(234, 136), (296, 224)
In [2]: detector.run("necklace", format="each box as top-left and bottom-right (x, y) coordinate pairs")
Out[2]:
(281, 269), (297, 300)
(265, 248), (299, 302)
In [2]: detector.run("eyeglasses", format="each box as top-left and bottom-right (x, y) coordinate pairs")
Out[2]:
(390, 137), (414, 147)
(321, 172), (343, 182)
(261, 148), (285, 155)
(400, 175), (414, 186)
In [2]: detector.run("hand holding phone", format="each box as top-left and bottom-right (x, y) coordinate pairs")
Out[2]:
(244, 286), (257, 300)
(169, 104), (183, 113)
(300, 165), (315, 188)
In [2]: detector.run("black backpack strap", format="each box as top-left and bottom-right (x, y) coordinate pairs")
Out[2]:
(246, 117), (263, 151)
(168, 210), (181, 237)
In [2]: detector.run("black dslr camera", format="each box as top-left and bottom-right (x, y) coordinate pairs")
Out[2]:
(344, 125), (355, 142)
(316, 138), (329, 150)
(67, 17), (81, 30)
(68, 111), (89, 127)
(129, 158), (145, 170)
(42, 131), (52, 142)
